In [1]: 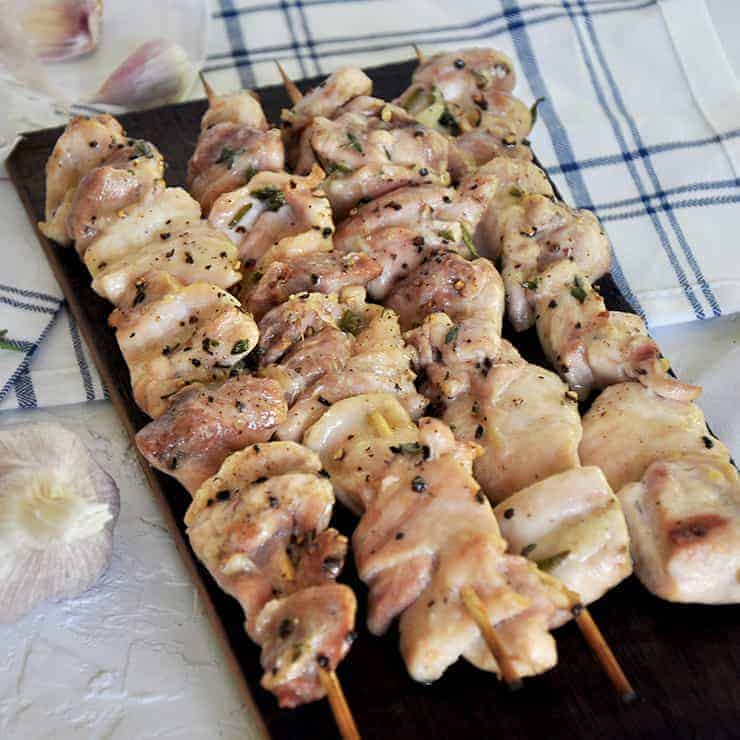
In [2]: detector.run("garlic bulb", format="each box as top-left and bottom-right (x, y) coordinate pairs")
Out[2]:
(89, 38), (195, 110)
(21, 0), (102, 62)
(0, 422), (120, 623)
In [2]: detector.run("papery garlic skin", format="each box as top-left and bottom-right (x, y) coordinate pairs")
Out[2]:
(0, 422), (119, 624)
(21, 0), (103, 63)
(90, 38), (196, 110)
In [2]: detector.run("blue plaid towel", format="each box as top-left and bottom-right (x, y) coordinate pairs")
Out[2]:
(2, 0), (739, 409)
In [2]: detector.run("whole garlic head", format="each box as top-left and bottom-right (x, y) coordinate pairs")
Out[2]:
(0, 422), (120, 623)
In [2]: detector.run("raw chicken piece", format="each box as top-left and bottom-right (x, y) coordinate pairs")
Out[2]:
(535, 261), (701, 401)
(494, 466), (632, 615)
(136, 375), (287, 493)
(90, 222), (241, 306)
(83, 187), (202, 276)
(619, 455), (740, 604)
(442, 341), (582, 502)
(110, 281), (258, 417)
(209, 166), (333, 265)
(65, 139), (165, 255)
(481, 190), (612, 331)
(40, 114), (126, 245)
(580, 382), (731, 493)
(184, 442), (356, 706)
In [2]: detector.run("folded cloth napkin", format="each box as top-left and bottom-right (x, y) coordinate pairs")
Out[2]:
(1, 0), (739, 409)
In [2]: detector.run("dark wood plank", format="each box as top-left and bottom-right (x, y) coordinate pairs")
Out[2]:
(7, 60), (739, 740)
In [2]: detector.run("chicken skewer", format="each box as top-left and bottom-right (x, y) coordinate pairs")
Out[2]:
(277, 63), (637, 698)
(41, 116), (362, 731)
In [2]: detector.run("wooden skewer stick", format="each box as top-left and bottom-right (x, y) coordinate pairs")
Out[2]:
(199, 71), (217, 105)
(275, 60), (303, 105)
(412, 44), (425, 64)
(319, 668), (361, 740)
(460, 586), (523, 691)
(537, 570), (636, 702)
(366, 411), (521, 689)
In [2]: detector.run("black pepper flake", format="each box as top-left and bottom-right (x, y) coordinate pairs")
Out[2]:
(268, 495), (280, 509)
(319, 469), (330, 478)
(422, 444), (431, 460)
(345, 630), (357, 645)
(454, 58), (466, 69)
(310, 273), (319, 285)
(412, 236), (425, 247)
(386, 201), (402, 211)
(395, 532), (405, 540)
(316, 654), (330, 669)
(411, 476), (427, 493)
(235, 399), (245, 412)
(549, 299), (557, 309)
(419, 167), (429, 176)
(504, 508), (515, 519)
(279, 618), (295, 639)
(168, 456), (178, 470)
(571, 603), (584, 618)
(184, 251), (194, 264)
(475, 424), (484, 439)
(190, 358), (201, 367)
(160, 232), (171, 240)
(703, 435), (714, 449)
(254, 476), (268, 484)
(318, 396), (331, 407)
(133, 281), (147, 306)
(475, 492), (486, 504)
(216, 490), (231, 501)
(322, 227), (333, 238)
(521, 543), (537, 557)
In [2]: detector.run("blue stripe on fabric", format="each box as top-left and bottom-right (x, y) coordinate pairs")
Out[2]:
(0, 295), (57, 314)
(0, 310), (59, 405)
(594, 179), (740, 211)
(281, 0), (310, 78)
(599, 193), (740, 222)
(67, 310), (95, 402)
(548, 129), (740, 174)
(14, 370), (37, 409)
(503, 0), (645, 317)
(0, 284), (62, 304)
(219, 0), (256, 88)
(205, 0), (656, 66)
(213, 0), (381, 18)
(561, 0), (703, 319)
(294, 0), (322, 75)
(575, 0), (722, 317)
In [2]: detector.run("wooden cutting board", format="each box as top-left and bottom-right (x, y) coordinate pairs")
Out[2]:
(7, 60), (739, 740)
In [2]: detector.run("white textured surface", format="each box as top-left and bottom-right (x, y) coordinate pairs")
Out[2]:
(0, 403), (261, 740)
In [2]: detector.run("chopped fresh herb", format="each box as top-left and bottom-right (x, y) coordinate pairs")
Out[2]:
(244, 164), (257, 183)
(389, 442), (422, 455)
(461, 224), (478, 258)
(521, 543), (537, 557)
(279, 618), (296, 639)
(247, 270), (263, 284)
(438, 228), (455, 242)
(570, 276), (588, 303)
(229, 202), (253, 227)
(345, 131), (363, 153)
(438, 109), (461, 136)
(445, 325), (460, 344)
(325, 161), (353, 176)
(231, 339), (250, 354)
(471, 400), (480, 415)
(339, 309), (362, 336)
(253, 186), (286, 212)
(216, 145), (245, 169)
(0, 330), (21, 351)
(521, 279), (538, 291)
(509, 186), (523, 198)
(529, 97), (546, 130)
(703, 435), (714, 449)
(411, 476), (427, 493)
(471, 69), (489, 89)
(536, 550), (571, 572)
(134, 140), (154, 158)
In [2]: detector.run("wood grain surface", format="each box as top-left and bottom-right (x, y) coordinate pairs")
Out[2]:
(7, 60), (739, 740)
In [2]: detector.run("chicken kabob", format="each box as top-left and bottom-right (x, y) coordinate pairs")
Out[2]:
(187, 76), (578, 693)
(398, 49), (738, 606)
(275, 64), (634, 698)
(39, 113), (360, 735)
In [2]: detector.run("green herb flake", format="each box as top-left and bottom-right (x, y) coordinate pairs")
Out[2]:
(444, 324), (460, 344)
(461, 224), (478, 258)
(216, 145), (246, 169)
(134, 140), (154, 159)
(231, 339), (251, 355)
(570, 276), (588, 304)
(253, 186), (286, 212)
(244, 164), (258, 183)
(325, 161), (353, 176)
(509, 186), (524, 198)
(535, 550), (571, 572)
(438, 228), (455, 242)
(338, 309), (362, 336)
(389, 442), (422, 455)
(345, 131), (363, 153)
(229, 202), (253, 228)
(521, 279), (538, 291)
(0, 329), (21, 352)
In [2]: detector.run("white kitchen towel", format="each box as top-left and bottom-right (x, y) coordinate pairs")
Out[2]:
(1, 0), (739, 408)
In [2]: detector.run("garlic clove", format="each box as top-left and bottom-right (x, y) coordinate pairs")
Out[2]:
(0, 422), (120, 623)
(89, 38), (196, 110)
(21, 0), (103, 63)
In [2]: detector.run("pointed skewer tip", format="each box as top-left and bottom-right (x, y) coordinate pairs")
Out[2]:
(199, 71), (216, 104)
(412, 44), (425, 64)
(274, 60), (303, 105)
